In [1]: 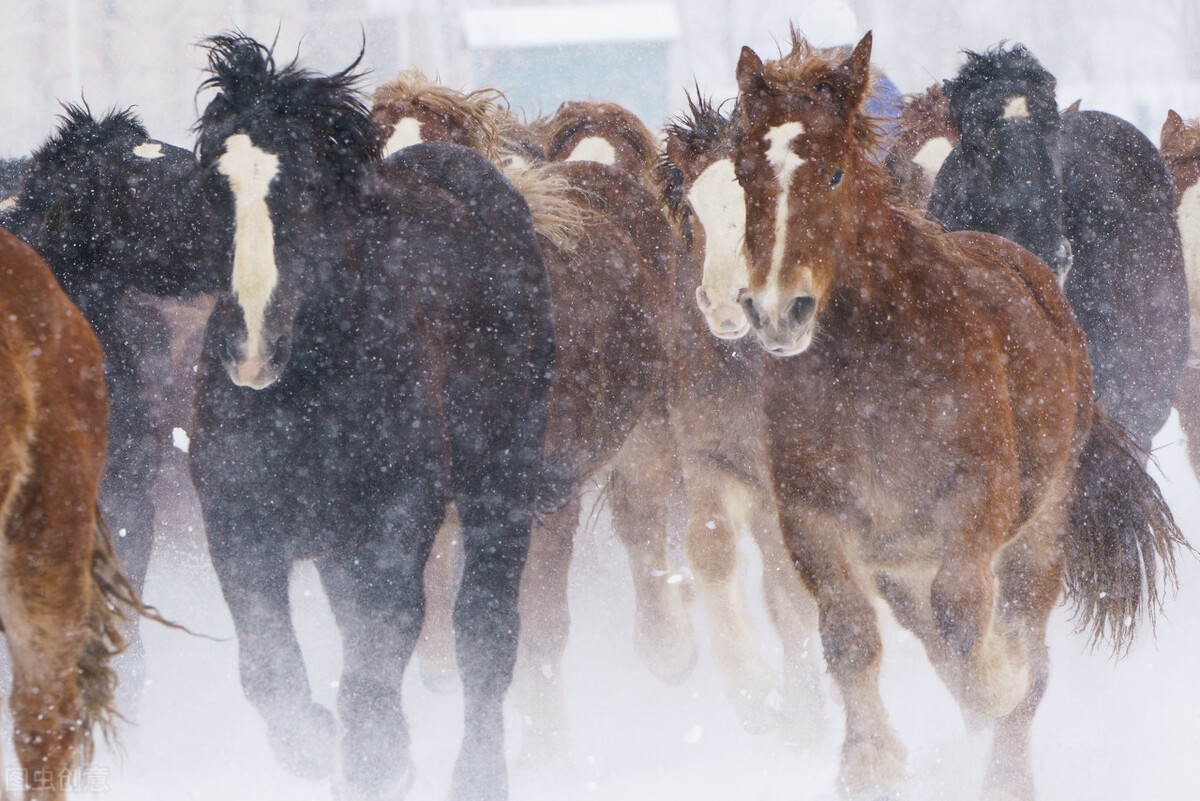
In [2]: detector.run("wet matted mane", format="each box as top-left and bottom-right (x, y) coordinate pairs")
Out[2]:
(372, 68), (505, 158)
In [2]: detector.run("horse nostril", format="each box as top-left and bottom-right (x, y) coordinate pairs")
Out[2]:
(695, 286), (712, 311)
(739, 294), (762, 329)
(789, 295), (816, 327)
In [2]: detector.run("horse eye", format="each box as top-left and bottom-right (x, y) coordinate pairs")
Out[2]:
(830, 169), (844, 188)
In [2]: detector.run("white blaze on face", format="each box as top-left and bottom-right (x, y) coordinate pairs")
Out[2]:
(133, 141), (165, 160)
(687, 158), (749, 336)
(1003, 96), (1031, 119)
(564, 136), (617, 166)
(217, 133), (280, 375)
(764, 122), (810, 302)
(912, 135), (954, 181)
(0, 196), (16, 212)
(1177, 181), (1200, 348)
(382, 117), (424, 157)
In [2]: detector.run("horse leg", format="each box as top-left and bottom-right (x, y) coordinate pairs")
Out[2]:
(744, 487), (826, 746)
(512, 496), (579, 768)
(1175, 364), (1200, 478)
(316, 495), (441, 800)
(610, 413), (696, 684)
(679, 463), (782, 733)
(782, 503), (906, 801)
(415, 503), (460, 692)
(978, 511), (1063, 801)
(0, 491), (93, 801)
(450, 491), (534, 801)
(208, 535), (335, 781)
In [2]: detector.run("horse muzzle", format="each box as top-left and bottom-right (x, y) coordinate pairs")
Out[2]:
(696, 285), (752, 339)
(740, 290), (817, 356)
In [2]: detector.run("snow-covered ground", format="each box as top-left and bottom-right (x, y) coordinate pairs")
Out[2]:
(34, 411), (1200, 800)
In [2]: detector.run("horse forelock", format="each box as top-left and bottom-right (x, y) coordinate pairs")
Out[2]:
(197, 34), (379, 175)
(660, 95), (741, 234)
(944, 44), (1059, 137)
(29, 105), (149, 184)
(546, 101), (659, 174)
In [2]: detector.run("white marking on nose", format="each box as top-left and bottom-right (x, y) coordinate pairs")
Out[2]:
(1003, 96), (1030, 119)
(133, 141), (165, 160)
(687, 158), (749, 334)
(565, 136), (617, 165)
(764, 122), (808, 289)
(912, 136), (954, 179)
(383, 118), (424, 157)
(0, 196), (16, 212)
(217, 133), (280, 378)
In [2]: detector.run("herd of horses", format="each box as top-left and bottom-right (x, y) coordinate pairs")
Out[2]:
(0, 24), (1197, 801)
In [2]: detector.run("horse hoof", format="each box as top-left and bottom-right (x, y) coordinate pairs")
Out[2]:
(418, 656), (459, 694)
(268, 702), (338, 780)
(332, 760), (415, 801)
(730, 685), (784, 736)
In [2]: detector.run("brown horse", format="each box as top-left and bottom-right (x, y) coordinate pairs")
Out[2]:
(734, 33), (1182, 800)
(1158, 109), (1200, 475)
(0, 227), (136, 801)
(543, 100), (661, 187)
(371, 79), (676, 764)
(883, 83), (958, 209)
(645, 94), (828, 736)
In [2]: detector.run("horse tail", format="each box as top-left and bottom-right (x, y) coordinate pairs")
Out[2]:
(76, 503), (196, 763)
(1064, 412), (1188, 654)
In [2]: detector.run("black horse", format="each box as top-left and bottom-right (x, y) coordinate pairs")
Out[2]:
(930, 44), (1189, 455)
(189, 35), (553, 800)
(0, 106), (209, 594)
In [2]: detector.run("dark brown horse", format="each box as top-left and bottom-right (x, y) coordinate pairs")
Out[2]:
(543, 100), (661, 188)
(1158, 109), (1200, 476)
(883, 82), (958, 208)
(734, 33), (1182, 800)
(372, 80), (675, 763)
(0, 227), (137, 801)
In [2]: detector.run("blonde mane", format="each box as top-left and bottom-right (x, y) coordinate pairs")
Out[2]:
(372, 68), (505, 159)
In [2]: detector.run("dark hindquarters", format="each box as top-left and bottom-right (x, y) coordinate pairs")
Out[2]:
(1061, 110), (1190, 451)
(395, 143), (554, 800)
(1065, 412), (1186, 652)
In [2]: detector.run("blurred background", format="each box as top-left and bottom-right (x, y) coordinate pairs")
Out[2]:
(5, 0), (1200, 157)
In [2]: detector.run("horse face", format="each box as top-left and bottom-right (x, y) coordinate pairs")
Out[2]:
(204, 131), (311, 390)
(734, 39), (872, 356)
(685, 157), (751, 338)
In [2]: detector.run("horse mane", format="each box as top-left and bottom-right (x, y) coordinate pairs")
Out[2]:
(32, 104), (149, 171)
(942, 43), (1060, 138)
(372, 68), (505, 159)
(544, 100), (660, 179)
(197, 34), (379, 175)
(765, 29), (883, 155)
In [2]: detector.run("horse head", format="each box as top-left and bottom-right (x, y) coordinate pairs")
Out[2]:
(6, 105), (205, 304)
(662, 94), (751, 339)
(733, 32), (877, 355)
(196, 34), (377, 390)
(936, 44), (1073, 282)
(371, 69), (504, 158)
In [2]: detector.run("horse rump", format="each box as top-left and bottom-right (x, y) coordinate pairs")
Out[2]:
(1065, 411), (1188, 653)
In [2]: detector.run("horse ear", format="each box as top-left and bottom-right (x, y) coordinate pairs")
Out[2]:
(1162, 109), (1186, 148)
(737, 47), (767, 97)
(842, 32), (874, 116)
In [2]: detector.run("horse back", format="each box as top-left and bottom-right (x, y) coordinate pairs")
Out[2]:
(1061, 110), (1190, 442)
(379, 143), (554, 498)
(0, 227), (107, 538)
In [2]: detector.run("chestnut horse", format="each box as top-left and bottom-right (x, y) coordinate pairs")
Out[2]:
(651, 94), (828, 736)
(0, 227), (139, 801)
(372, 78), (676, 762)
(883, 83), (958, 209)
(734, 33), (1182, 800)
(1158, 109), (1200, 475)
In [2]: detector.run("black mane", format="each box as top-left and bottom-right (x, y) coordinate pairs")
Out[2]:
(196, 34), (380, 176)
(942, 44), (1060, 139)
(658, 92), (740, 231)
